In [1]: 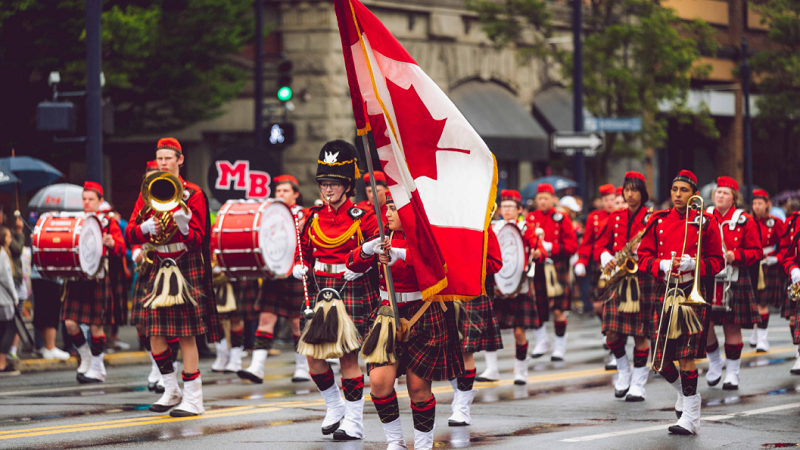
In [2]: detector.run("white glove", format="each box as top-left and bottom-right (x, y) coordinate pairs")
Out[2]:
(791, 268), (800, 285)
(386, 248), (407, 267)
(292, 264), (308, 280)
(362, 238), (383, 256)
(600, 252), (615, 268)
(678, 254), (695, 272)
(574, 263), (586, 277)
(659, 259), (672, 275)
(765, 256), (778, 266)
(543, 241), (553, 252)
(132, 248), (142, 262)
(343, 269), (364, 281)
(212, 265), (223, 274)
(173, 209), (192, 236)
(140, 218), (156, 236)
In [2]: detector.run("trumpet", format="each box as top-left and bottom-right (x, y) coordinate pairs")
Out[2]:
(653, 195), (708, 371)
(139, 171), (190, 245)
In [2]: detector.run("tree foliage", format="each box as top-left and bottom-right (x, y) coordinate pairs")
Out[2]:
(467, 0), (719, 181)
(0, 0), (254, 149)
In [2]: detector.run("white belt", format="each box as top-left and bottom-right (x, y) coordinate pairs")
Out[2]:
(315, 261), (347, 274)
(715, 266), (740, 283)
(663, 272), (694, 284)
(155, 243), (186, 253)
(380, 289), (422, 303)
(763, 246), (776, 256)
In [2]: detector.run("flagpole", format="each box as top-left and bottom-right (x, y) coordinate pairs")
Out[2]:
(361, 133), (401, 325)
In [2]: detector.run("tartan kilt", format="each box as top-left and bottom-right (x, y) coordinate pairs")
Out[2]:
(794, 302), (800, 345)
(260, 277), (305, 320)
(301, 273), (378, 339)
(781, 279), (795, 319)
(367, 301), (465, 381)
(710, 270), (759, 327)
(129, 268), (151, 326)
(144, 250), (222, 341)
(232, 279), (261, 321)
(459, 295), (504, 353)
(493, 291), (539, 330)
(601, 272), (656, 337)
(756, 264), (785, 309)
(61, 276), (116, 326)
(650, 279), (711, 363)
(589, 261), (603, 302)
(551, 257), (571, 312)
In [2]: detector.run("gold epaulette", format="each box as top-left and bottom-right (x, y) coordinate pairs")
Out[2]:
(309, 216), (363, 248)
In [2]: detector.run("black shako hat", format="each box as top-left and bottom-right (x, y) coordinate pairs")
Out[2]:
(316, 140), (361, 182)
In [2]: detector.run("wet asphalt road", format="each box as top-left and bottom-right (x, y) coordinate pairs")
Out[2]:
(2, 313), (800, 450)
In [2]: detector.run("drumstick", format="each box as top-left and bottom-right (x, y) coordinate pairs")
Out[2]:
(293, 212), (313, 318)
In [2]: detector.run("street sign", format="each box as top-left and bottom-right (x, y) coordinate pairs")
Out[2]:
(584, 117), (642, 133)
(551, 132), (604, 157)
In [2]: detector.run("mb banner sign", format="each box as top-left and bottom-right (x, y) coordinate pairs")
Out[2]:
(207, 147), (281, 203)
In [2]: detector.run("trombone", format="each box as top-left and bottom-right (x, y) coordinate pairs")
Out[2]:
(653, 195), (708, 371)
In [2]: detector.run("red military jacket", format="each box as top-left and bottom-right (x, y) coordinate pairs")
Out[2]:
(356, 199), (387, 224)
(347, 230), (419, 294)
(487, 226), (503, 275)
(781, 212), (800, 274)
(708, 207), (763, 267)
(637, 207), (725, 280)
(577, 209), (610, 266)
(525, 208), (578, 258)
(125, 177), (207, 251)
(298, 199), (378, 279)
(593, 206), (650, 263)
(755, 214), (785, 258)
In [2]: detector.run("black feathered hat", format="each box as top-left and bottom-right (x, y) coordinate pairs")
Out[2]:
(316, 140), (361, 182)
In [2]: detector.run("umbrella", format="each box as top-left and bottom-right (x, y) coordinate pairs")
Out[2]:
(28, 183), (84, 212)
(0, 159), (20, 190)
(0, 155), (63, 194)
(521, 176), (578, 200)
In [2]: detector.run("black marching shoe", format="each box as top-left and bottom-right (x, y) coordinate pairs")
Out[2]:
(668, 425), (692, 435)
(321, 421), (341, 435)
(706, 376), (721, 387)
(332, 429), (360, 441)
(614, 387), (629, 399)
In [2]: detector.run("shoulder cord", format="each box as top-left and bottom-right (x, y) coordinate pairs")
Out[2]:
(309, 216), (362, 248)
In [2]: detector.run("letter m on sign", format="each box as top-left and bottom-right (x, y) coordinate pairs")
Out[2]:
(215, 161), (250, 190)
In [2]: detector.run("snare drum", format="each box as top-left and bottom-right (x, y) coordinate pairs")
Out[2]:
(212, 200), (297, 279)
(32, 212), (104, 279)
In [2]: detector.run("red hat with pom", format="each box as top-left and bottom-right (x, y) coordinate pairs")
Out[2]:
(501, 189), (522, 204)
(156, 137), (182, 154)
(537, 183), (555, 195)
(84, 181), (103, 197)
(717, 176), (739, 192)
(599, 184), (615, 196)
(625, 171), (645, 182)
(753, 189), (769, 201)
(673, 170), (698, 191)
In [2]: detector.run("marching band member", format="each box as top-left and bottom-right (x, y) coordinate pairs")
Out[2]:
(749, 189), (786, 352)
(780, 209), (800, 375)
(526, 183), (578, 360)
(575, 184), (616, 321)
(486, 190), (546, 384)
(125, 137), (222, 416)
(292, 140), (379, 440)
(218, 280), (260, 374)
(450, 225), (503, 425)
(637, 170), (724, 435)
(704, 177), (763, 391)
(348, 190), (463, 450)
(357, 171), (387, 219)
(62, 182), (126, 383)
(594, 172), (654, 401)
(239, 175), (311, 383)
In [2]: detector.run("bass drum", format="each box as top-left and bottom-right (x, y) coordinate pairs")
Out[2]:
(32, 213), (104, 279)
(494, 222), (527, 298)
(212, 200), (297, 279)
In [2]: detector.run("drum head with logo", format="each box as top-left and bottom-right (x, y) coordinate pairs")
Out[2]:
(258, 201), (297, 278)
(495, 222), (526, 296)
(78, 215), (104, 277)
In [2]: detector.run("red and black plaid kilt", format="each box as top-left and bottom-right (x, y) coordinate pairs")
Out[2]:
(232, 279), (261, 321)
(61, 276), (116, 326)
(781, 279), (794, 319)
(710, 271), (759, 327)
(493, 291), (539, 330)
(129, 267), (151, 326)
(368, 301), (465, 381)
(650, 279), (711, 363)
(793, 302), (800, 345)
(144, 250), (222, 341)
(459, 295), (503, 353)
(589, 261), (603, 302)
(601, 272), (656, 338)
(260, 277), (306, 320)
(551, 257), (571, 312)
(756, 264), (785, 308)
(301, 274), (378, 338)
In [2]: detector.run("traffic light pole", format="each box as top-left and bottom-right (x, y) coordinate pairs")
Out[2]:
(573, 0), (585, 198)
(85, 0), (103, 185)
(741, 36), (753, 206)
(254, 0), (264, 150)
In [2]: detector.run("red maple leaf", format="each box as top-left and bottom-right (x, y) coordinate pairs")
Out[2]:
(385, 79), (470, 181)
(366, 112), (399, 187)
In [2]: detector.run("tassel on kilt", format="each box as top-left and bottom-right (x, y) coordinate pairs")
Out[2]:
(757, 262), (766, 291)
(361, 305), (397, 364)
(215, 282), (237, 313)
(665, 288), (702, 340)
(297, 289), (360, 360)
(143, 259), (198, 309)
(617, 274), (640, 313)
(544, 263), (564, 298)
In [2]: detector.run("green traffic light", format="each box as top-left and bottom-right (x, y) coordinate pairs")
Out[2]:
(277, 86), (293, 101)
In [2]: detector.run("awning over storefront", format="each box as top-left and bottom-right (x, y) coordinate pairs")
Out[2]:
(533, 85), (594, 133)
(450, 81), (548, 161)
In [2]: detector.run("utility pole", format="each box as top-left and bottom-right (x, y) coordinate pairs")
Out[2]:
(85, 0), (102, 184)
(254, 0), (264, 150)
(573, 0), (585, 197)
(741, 36), (753, 206)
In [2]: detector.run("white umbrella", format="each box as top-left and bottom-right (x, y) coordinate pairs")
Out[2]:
(28, 183), (84, 212)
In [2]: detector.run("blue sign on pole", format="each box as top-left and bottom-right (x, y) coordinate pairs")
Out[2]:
(584, 117), (642, 132)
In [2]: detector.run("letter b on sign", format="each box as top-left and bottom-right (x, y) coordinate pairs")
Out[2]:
(247, 171), (271, 199)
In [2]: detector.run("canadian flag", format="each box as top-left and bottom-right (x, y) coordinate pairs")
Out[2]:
(334, 0), (498, 300)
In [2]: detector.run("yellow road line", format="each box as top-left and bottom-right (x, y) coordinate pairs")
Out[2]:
(1, 346), (793, 441)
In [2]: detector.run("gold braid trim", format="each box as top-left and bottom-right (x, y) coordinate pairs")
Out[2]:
(309, 215), (362, 248)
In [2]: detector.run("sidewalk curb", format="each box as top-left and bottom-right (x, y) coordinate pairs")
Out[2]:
(19, 351), (151, 373)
